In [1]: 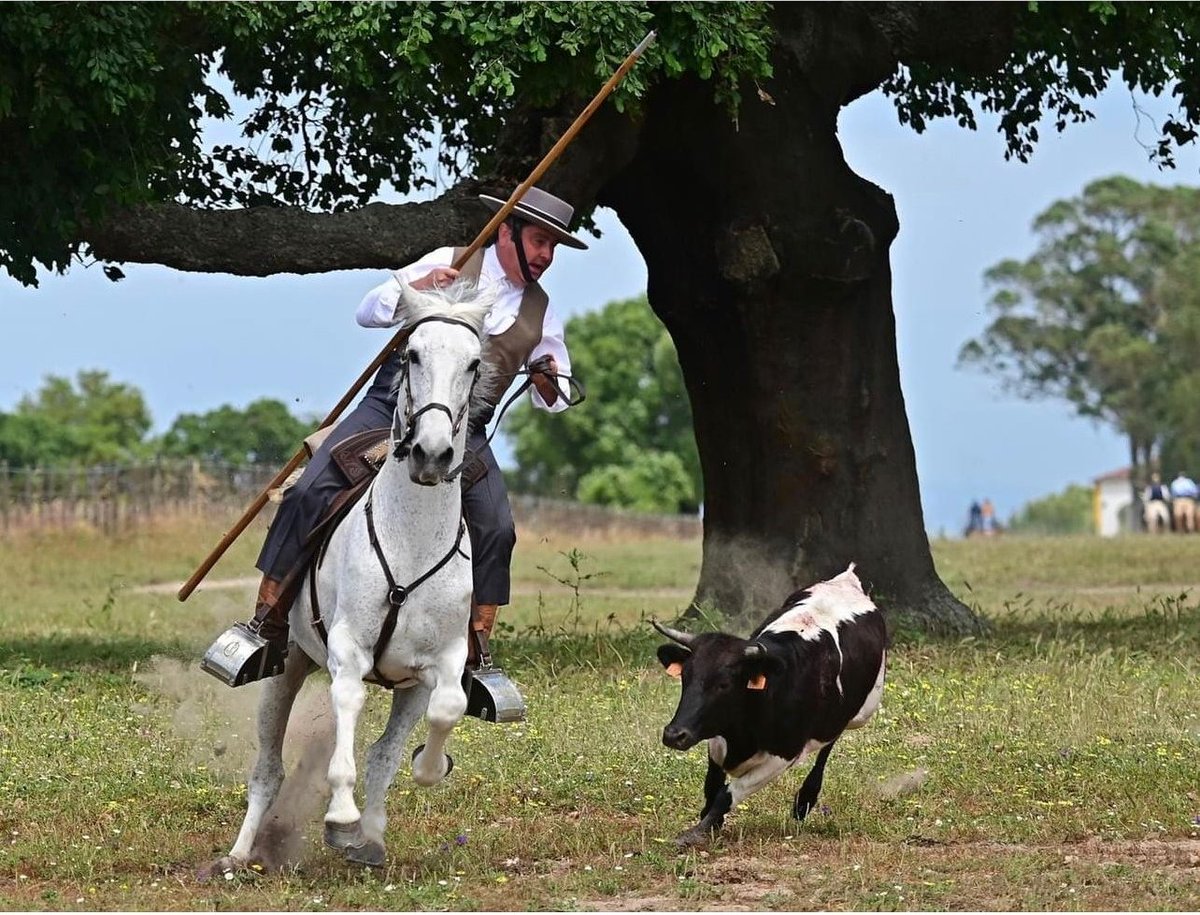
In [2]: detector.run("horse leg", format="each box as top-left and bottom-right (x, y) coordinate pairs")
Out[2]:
(322, 627), (373, 850)
(338, 683), (430, 867)
(210, 645), (314, 875)
(411, 647), (468, 787)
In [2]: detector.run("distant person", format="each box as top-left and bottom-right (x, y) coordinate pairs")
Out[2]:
(980, 497), (999, 535)
(965, 500), (983, 538)
(1169, 471), (1198, 533)
(1143, 472), (1171, 533)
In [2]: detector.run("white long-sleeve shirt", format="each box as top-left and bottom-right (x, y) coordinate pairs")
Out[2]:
(356, 245), (571, 413)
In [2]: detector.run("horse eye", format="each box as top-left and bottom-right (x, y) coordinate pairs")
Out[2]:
(408, 350), (421, 366)
(467, 359), (480, 373)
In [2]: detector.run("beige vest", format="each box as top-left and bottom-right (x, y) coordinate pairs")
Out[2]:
(455, 246), (549, 410)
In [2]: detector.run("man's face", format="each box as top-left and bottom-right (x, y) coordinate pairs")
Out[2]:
(497, 222), (559, 283)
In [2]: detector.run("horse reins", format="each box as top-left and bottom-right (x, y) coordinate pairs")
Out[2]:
(458, 355), (587, 468)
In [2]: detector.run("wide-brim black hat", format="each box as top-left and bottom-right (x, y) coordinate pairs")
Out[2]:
(479, 186), (589, 250)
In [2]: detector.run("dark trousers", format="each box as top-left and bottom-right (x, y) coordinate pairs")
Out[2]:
(462, 428), (516, 605)
(256, 401), (516, 606)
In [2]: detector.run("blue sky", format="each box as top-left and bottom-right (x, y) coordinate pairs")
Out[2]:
(3, 82), (1197, 536)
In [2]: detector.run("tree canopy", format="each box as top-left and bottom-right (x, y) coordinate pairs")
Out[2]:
(0, 371), (312, 470)
(505, 295), (700, 514)
(7, 3), (1200, 283)
(0, 371), (152, 466)
(160, 399), (316, 467)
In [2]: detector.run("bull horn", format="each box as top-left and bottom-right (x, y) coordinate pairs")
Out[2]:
(651, 619), (695, 648)
(744, 642), (766, 660)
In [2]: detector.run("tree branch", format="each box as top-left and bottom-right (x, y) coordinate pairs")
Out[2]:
(82, 182), (492, 276)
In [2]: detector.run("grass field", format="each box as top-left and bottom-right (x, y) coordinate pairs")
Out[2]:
(1, 516), (1198, 910)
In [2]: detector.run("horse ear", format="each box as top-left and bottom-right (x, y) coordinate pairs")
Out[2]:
(747, 673), (767, 690)
(397, 281), (446, 317)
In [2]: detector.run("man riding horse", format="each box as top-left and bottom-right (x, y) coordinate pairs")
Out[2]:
(202, 186), (587, 719)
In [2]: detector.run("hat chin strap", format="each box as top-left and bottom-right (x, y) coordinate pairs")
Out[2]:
(509, 217), (536, 285)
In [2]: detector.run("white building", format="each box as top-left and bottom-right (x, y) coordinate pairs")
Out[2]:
(1093, 466), (1135, 537)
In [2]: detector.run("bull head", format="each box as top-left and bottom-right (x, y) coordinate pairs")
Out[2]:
(653, 626), (780, 751)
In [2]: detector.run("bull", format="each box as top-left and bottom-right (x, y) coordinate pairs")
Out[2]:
(654, 564), (887, 845)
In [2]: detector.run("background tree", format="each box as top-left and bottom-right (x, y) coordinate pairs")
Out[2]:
(1153, 245), (1200, 478)
(1007, 484), (1095, 536)
(10, 3), (1200, 631)
(959, 177), (1200, 528)
(158, 398), (316, 467)
(0, 370), (152, 466)
(505, 295), (701, 513)
(0, 412), (87, 469)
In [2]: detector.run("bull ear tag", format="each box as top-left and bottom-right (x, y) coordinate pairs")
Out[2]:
(747, 673), (767, 690)
(665, 662), (683, 678)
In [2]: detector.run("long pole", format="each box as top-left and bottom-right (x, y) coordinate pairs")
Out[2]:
(178, 29), (657, 601)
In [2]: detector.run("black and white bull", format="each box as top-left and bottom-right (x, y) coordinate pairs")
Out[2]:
(654, 564), (887, 845)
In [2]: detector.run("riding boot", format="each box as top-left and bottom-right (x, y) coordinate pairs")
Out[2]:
(200, 576), (291, 688)
(468, 603), (499, 669)
(463, 602), (526, 723)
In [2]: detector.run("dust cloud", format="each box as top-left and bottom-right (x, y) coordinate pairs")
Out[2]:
(134, 654), (334, 871)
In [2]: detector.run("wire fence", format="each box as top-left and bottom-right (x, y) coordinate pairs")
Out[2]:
(0, 460), (702, 538)
(0, 460), (278, 534)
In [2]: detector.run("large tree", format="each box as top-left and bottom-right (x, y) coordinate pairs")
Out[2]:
(959, 177), (1200, 527)
(8, 2), (1200, 632)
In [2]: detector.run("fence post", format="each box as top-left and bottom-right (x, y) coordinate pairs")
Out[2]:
(75, 464), (85, 528)
(29, 465), (39, 526)
(0, 462), (8, 533)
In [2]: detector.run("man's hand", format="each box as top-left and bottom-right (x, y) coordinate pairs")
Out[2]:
(410, 266), (460, 291)
(529, 354), (560, 406)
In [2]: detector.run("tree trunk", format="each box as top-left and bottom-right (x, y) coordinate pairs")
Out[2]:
(603, 64), (980, 636)
(1128, 434), (1143, 533)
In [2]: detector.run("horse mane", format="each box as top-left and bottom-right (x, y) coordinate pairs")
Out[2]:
(391, 280), (505, 419)
(394, 278), (495, 334)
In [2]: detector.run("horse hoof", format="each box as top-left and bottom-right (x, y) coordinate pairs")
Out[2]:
(323, 819), (364, 851)
(344, 839), (387, 868)
(411, 743), (454, 784)
(195, 856), (241, 883)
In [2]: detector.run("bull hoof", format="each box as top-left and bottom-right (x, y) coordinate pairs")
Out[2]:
(674, 826), (712, 848)
(411, 743), (454, 785)
(344, 838), (387, 868)
(793, 798), (815, 821)
(323, 819), (364, 851)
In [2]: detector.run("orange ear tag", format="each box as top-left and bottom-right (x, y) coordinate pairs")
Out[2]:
(666, 662), (683, 678)
(747, 673), (767, 690)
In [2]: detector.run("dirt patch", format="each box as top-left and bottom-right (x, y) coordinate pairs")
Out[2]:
(576, 836), (1200, 912)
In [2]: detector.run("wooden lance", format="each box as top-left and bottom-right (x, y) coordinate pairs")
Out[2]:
(178, 29), (657, 601)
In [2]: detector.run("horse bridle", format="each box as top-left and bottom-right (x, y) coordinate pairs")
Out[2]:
(390, 316), (482, 464)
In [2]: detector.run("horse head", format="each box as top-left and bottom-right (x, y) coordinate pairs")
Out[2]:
(390, 282), (497, 485)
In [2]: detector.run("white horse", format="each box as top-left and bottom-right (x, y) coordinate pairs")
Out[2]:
(215, 282), (496, 871)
